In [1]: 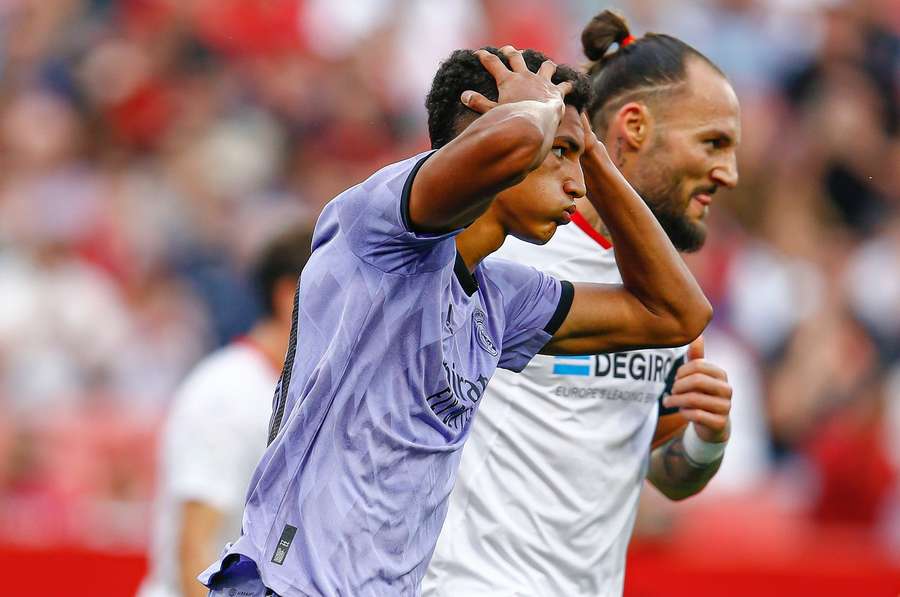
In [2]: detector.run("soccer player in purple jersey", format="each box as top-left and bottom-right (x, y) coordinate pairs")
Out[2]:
(198, 46), (711, 597)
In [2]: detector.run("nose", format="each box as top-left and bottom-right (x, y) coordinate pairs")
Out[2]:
(711, 152), (739, 189)
(564, 167), (586, 199)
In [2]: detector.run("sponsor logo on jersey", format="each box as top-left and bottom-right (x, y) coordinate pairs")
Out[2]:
(553, 353), (674, 382)
(426, 361), (490, 429)
(552, 355), (592, 376)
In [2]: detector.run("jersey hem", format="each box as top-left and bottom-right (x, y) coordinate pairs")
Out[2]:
(400, 151), (436, 234)
(543, 280), (574, 335)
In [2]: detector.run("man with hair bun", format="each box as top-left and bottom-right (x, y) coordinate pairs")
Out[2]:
(426, 10), (740, 597)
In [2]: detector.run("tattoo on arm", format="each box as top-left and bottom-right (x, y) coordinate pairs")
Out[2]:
(648, 434), (723, 501)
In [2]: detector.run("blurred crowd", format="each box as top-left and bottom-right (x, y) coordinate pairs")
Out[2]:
(0, 0), (897, 556)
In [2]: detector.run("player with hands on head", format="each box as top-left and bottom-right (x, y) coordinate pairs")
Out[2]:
(198, 44), (710, 597)
(427, 10), (740, 597)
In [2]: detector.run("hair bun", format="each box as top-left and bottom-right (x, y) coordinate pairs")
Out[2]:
(581, 10), (632, 62)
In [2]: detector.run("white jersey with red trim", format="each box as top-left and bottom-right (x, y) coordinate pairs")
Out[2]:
(138, 340), (279, 597)
(424, 215), (687, 597)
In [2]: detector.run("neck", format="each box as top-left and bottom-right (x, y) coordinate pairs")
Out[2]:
(455, 216), (506, 272)
(246, 318), (289, 372)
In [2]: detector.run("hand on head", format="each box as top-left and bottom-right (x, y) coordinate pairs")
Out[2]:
(579, 111), (603, 157)
(460, 46), (572, 115)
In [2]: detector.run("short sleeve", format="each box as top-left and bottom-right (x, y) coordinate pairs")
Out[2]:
(336, 150), (460, 274)
(163, 371), (263, 511)
(483, 257), (574, 372)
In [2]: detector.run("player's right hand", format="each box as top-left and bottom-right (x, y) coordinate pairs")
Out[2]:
(460, 46), (572, 115)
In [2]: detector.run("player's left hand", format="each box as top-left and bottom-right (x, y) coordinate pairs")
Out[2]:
(662, 336), (732, 443)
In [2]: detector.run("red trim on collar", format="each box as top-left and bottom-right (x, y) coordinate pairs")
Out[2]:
(235, 336), (282, 375)
(571, 211), (612, 249)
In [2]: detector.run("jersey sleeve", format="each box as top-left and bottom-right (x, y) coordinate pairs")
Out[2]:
(337, 151), (460, 274)
(484, 257), (575, 372)
(163, 370), (261, 511)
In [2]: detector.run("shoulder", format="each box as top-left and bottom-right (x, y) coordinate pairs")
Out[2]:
(338, 151), (435, 207)
(321, 150), (455, 273)
(477, 257), (569, 324)
(477, 257), (545, 292)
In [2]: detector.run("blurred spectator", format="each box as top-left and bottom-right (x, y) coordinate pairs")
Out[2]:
(138, 225), (313, 597)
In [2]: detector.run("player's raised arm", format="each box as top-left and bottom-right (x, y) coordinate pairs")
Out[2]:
(544, 113), (712, 354)
(409, 46), (573, 233)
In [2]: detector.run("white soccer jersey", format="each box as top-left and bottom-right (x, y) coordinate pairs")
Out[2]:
(424, 214), (687, 597)
(138, 340), (279, 597)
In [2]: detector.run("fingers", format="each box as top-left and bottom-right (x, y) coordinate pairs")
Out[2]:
(475, 49), (511, 82)
(674, 359), (728, 382)
(579, 111), (606, 160)
(579, 111), (590, 138)
(687, 335), (704, 361)
(461, 90), (497, 114)
(679, 409), (730, 439)
(671, 371), (732, 398)
(499, 45), (527, 72)
(663, 391), (731, 415)
(556, 80), (573, 98)
(537, 59), (557, 79)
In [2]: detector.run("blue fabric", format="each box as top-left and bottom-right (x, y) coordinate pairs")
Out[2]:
(206, 555), (279, 597)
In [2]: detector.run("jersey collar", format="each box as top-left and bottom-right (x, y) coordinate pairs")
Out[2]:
(571, 210), (612, 249)
(454, 252), (479, 296)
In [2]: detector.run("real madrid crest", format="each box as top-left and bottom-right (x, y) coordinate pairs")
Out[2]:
(472, 308), (498, 356)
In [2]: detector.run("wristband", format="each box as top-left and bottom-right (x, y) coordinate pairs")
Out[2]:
(682, 423), (726, 466)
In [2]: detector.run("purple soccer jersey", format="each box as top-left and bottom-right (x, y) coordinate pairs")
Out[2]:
(199, 151), (573, 596)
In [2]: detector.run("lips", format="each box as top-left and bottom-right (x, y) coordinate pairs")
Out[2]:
(558, 204), (576, 225)
(693, 193), (712, 206)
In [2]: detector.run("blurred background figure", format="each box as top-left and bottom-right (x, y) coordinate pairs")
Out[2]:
(0, 0), (897, 595)
(137, 226), (312, 597)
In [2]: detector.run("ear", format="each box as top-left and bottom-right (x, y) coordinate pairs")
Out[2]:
(611, 101), (652, 150)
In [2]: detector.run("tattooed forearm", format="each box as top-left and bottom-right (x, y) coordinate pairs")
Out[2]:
(647, 434), (723, 501)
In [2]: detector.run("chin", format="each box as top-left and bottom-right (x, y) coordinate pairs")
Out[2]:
(674, 222), (708, 253)
(512, 223), (556, 246)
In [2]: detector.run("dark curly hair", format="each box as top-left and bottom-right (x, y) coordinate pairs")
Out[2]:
(426, 47), (591, 150)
